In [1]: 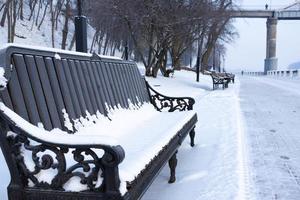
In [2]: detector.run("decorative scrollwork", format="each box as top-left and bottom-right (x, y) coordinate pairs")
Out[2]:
(6, 134), (106, 191)
(0, 110), (125, 196)
(146, 81), (195, 112)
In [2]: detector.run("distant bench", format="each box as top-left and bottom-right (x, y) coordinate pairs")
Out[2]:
(205, 71), (234, 90)
(0, 45), (198, 200)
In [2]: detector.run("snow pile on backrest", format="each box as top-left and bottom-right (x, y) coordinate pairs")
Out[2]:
(69, 101), (154, 137)
(0, 102), (118, 146)
(0, 67), (7, 87)
(62, 109), (74, 132)
(54, 53), (61, 60)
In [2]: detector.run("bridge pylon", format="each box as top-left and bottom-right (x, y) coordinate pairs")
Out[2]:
(264, 17), (278, 74)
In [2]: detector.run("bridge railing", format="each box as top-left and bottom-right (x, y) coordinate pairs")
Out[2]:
(267, 70), (300, 77)
(244, 72), (265, 76)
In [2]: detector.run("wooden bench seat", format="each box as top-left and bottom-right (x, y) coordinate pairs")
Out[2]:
(0, 44), (197, 200)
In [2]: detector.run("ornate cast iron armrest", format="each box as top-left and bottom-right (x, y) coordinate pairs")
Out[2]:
(0, 110), (125, 195)
(145, 81), (195, 112)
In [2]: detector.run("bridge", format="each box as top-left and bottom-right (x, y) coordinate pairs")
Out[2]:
(230, 2), (300, 74)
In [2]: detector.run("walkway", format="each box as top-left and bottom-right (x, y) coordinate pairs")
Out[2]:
(143, 75), (248, 199)
(239, 76), (300, 199)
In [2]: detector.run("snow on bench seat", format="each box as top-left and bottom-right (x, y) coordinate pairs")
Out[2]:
(0, 102), (196, 194)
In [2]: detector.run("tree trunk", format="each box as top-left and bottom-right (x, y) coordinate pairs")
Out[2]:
(61, 0), (70, 50)
(1, 0), (13, 27)
(90, 30), (99, 53)
(11, 0), (17, 42)
(68, 32), (76, 50)
(55, 0), (65, 30)
(35, 0), (42, 26)
(7, 0), (11, 42)
(28, 0), (37, 21)
(50, 1), (55, 48)
(38, 1), (49, 30)
(19, 0), (23, 20)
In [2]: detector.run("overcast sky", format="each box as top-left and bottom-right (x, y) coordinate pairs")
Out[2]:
(225, 0), (300, 72)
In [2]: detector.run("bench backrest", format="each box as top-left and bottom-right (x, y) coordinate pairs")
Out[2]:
(0, 45), (149, 131)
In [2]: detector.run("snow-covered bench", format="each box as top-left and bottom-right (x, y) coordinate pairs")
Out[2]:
(208, 71), (229, 90)
(224, 73), (235, 83)
(0, 44), (197, 200)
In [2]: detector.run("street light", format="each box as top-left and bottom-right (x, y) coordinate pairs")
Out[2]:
(196, 39), (203, 82)
(75, 0), (87, 52)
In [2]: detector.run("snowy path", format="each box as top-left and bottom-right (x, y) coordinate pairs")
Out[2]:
(143, 77), (248, 200)
(239, 76), (300, 200)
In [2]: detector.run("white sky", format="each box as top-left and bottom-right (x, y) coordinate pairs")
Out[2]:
(225, 0), (300, 72)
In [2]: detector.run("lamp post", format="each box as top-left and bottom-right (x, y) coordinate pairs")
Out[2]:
(196, 56), (200, 82)
(75, 0), (87, 52)
(196, 38), (202, 82)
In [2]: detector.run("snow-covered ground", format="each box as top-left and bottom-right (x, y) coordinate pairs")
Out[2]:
(1, 71), (300, 199)
(143, 72), (250, 200)
(239, 76), (300, 200)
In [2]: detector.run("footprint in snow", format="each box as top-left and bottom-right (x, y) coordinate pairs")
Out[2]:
(269, 129), (276, 133)
(280, 156), (290, 160)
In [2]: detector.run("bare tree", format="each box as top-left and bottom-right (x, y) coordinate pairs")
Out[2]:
(61, 0), (71, 49)
(37, 0), (49, 30)
(86, 0), (235, 77)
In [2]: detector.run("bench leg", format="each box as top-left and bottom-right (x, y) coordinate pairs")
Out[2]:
(189, 128), (195, 147)
(168, 151), (178, 183)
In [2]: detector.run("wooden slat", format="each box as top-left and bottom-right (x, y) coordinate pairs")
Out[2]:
(97, 62), (117, 108)
(0, 89), (13, 110)
(62, 59), (82, 118)
(13, 54), (41, 125)
(80, 61), (98, 114)
(114, 63), (131, 106)
(44, 57), (66, 130)
(132, 64), (149, 102)
(74, 60), (95, 114)
(7, 63), (30, 121)
(133, 65), (150, 102)
(110, 63), (128, 108)
(24, 55), (52, 130)
(90, 62), (111, 111)
(120, 63), (138, 105)
(123, 64), (140, 104)
(127, 64), (145, 103)
(35, 56), (62, 129)
(67, 59), (88, 116)
(85, 61), (106, 115)
(53, 58), (76, 121)
(104, 62), (124, 108)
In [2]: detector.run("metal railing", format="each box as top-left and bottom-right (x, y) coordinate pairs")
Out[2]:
(267, 70), (300, 77)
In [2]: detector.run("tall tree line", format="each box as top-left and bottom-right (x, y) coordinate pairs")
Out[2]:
(86, 0), (237, 77)
(0, 0), (237, 77)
